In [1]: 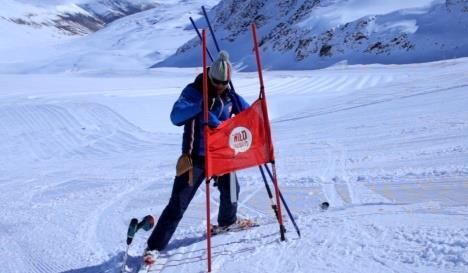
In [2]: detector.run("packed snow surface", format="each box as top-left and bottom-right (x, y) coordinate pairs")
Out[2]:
(1, 57), (467, 273)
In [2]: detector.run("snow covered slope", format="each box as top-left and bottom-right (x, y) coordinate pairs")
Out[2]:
(1, 57), (467, 273)
(0, 0), (159, 35)
(0, 0), (219, 73)
(4, 0), (466, 74)
(0, 102), (154, 166)
(157, 0), (468, 70)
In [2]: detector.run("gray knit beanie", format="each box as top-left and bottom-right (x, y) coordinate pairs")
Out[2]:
(209, 50), (232, 83)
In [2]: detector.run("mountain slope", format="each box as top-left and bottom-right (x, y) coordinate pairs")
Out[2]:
(0, 0), (219, 73)
(0, 0), (160, 35)
(155, 0), (468, 70)
(3, 0), (466, 73)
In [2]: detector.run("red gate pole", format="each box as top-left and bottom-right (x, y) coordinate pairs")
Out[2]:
(202, 29), (213, 272)
(251, 23), (286, 241)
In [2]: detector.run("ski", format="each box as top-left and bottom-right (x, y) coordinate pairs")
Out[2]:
(121, 215), (155, 273)
(210, 219), (259, 236)
(121, 218), (139, 273)
(211, 224), (259, 236)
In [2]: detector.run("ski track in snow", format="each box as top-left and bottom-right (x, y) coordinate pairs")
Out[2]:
(0, 58), (468, 273)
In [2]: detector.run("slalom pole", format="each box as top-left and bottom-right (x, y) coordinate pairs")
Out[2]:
(251, 23), (286, 241)
(264, 164), (301, 237)
(202, 29), (212, 272)
(259, 165), (280, 221)
(189, 17), (214, 61)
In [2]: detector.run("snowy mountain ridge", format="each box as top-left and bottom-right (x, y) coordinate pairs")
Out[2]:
(0, 0), (219, 74)
(1, 0), (467, 73)
(157, 0), (468, 70)
(0, 0), (159, 35)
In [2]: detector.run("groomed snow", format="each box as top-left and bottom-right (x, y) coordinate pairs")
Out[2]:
(0, 57), (467, 273)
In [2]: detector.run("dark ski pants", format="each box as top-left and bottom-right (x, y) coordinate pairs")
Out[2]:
(147, 156), (240, 251)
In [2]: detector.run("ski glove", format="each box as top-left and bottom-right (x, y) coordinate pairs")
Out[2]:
(176, 153), (193, 185)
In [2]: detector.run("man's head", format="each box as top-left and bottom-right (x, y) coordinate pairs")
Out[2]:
(209, 50), (232, 95)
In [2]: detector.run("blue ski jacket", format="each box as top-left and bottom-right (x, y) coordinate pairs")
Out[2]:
(170, 73), (250, 156)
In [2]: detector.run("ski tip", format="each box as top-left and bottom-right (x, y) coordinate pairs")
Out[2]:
(140, 215), (155, 231)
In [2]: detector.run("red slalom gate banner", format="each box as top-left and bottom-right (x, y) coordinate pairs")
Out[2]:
(205, 99), (274, 177)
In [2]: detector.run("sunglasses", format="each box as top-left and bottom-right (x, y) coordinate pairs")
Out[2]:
(211, 77), (229, 86)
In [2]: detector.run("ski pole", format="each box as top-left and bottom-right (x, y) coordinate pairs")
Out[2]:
(189, 17), (214, 61)
(259, 165), (280, 221)
(263, 164), (301, 237)
(202, 6), (221, 52)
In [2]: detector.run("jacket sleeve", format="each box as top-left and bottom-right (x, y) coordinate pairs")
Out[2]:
(234, 93), (250, 113)
(170, 86), (203, 126)
(208, 112), (221, 128)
